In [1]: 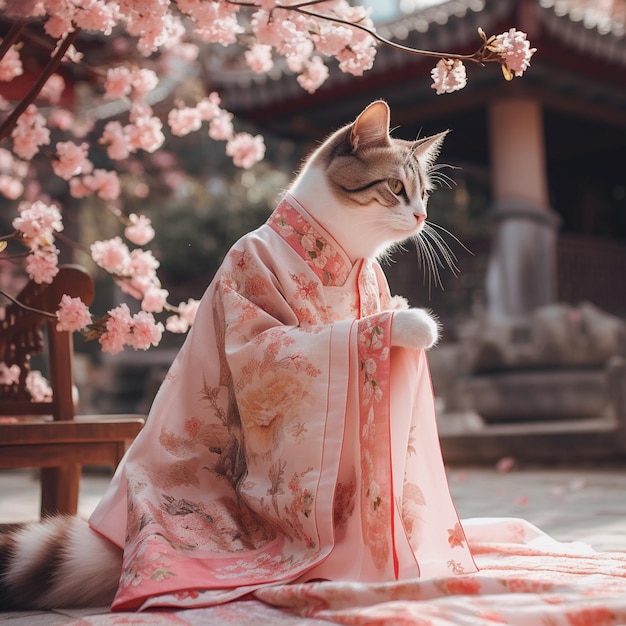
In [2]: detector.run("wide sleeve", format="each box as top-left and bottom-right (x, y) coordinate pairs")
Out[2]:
(92, 228), (358, 611)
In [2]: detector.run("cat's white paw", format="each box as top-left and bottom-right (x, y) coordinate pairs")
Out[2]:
(391, 308), (440, 350)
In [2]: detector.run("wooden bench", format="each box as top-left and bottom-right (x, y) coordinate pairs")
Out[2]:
(0, 264), (145, 518)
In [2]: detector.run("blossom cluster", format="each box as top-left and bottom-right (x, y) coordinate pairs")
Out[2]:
(168, 92), (265, 168)
(431, 28), (536, 95)
(431, 59), (467, 95)
(0, 2), (535, 353)
(56, 290), (196, 357)
(12, 200), (63, 284)
(97, 304), (164, 354)
(0, 362), (52, 402)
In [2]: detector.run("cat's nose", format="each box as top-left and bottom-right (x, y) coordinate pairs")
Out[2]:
(414, 212), (427, 224)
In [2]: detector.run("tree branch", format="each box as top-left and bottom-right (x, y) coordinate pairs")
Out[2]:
(291, 5), (484, 64)
(224, 0), (486, 64)
(0, 18), (27, 63)
(0, 28), (81, 143)
(0, 287), (57, 318)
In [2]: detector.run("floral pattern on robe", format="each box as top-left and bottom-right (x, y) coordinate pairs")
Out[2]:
(89, 194), (476, 611)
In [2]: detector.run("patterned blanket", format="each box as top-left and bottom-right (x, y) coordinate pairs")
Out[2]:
(67, 518), (626, 625)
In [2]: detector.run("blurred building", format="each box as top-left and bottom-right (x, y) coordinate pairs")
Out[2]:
(216, 0), (626, 327)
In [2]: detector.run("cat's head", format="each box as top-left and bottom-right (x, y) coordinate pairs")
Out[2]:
(290, 100), (447, 261)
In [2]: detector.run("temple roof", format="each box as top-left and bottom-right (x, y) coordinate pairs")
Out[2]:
(215, 0), (626, 144)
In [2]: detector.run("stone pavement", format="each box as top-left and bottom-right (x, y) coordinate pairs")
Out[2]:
(1, 463), (625, 623)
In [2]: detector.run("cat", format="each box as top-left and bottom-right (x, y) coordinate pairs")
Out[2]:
(0, 99), (449, 610)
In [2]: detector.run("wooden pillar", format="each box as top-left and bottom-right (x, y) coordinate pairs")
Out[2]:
(486, 98), (560, 324)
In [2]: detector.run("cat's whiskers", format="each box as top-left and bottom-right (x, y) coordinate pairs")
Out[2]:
(412, 222), (466, 295)
(413, 231), (443, 295)
(422, 223), (460, 274)
(426, 221), (474, 255)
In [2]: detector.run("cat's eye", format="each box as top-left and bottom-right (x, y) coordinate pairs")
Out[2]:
(388, 178), (404, 195)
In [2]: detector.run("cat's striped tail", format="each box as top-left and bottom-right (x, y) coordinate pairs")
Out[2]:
(0, 516), (122, 610)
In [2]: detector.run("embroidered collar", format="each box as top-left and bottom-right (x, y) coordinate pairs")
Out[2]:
(267, 195), (352, 287)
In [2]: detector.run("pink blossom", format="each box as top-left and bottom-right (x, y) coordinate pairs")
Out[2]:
(128, 248), (159, 282)
(0, 147), (15, 171)
(127, 311), (164, 350)
(337, 43), (376, 77)
(168, 106), (202, 137)
(141, 286), (168, 313)
(496, 456), (516, 473)
(73, 0), (117, 35)
(314, 24), (353, 56)
(104, 66), (133, 100)
(40, 73), (65, 104)
(297, 56), (329, 94)
(0, 174), (24, 199)
(168, 42), (199, 62)
(225, 133), (265, 169)
(0, 362), (21, 386)
(45, 0), (74, 26)
(179, 0), (242, 45)
(334, 3), (372, 26)
(90, 236), (131, 275)
(59, 43), (83, 64)
(245, 44), (273, 73)
(130, 247), (159, 273)
(492, 28), (536, 78)
(52, 141), (91, 181)
(163, 170), (186, 189)
(99, 303), (133, 354)
(25, 245), (60, 284)
(25, 370), (53, 401)
(163, 16), (186, 48)
(208, 112), (234, 141)
(285, 41), (313, 74)
(125, 8), (177, 54)
(45, 16), (73, 39)
(117, 277), (150, 300)
(251, 10), (283, 48)
(100, 121), (132, 160)
(273, 14), (310, 58)
(178, 298), (200, 326)
(125, 213), (155, 245)
(133, 181), (149, 198)
(8, 154), (27, 179)
(48, 109), (75, 131)
(0, 45), (23, 82)
(197, 93), (221, 121)
(11, 105), (50, 160)
(131, 68), (159, 96)
(13, 200), (63, 248)
(56, 294), (92, 332)
(69, 177), (92, 199)
(430, 58), (467, 95)
(82, 169), (121, 200)
(125, 114), (164, 153)
(113, 248), (159, 298)
(128, 98), (154, 123)
(165, 314), (189, 333)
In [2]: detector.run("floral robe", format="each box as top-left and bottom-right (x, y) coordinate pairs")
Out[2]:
(89, 194), (477, 611)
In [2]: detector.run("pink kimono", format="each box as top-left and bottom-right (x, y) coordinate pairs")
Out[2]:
(90, 194), (476, 611)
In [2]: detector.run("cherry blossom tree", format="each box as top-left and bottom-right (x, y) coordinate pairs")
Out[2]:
(0, 0), (536, 362)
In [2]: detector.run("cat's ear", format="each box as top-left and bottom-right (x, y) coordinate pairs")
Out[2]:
(413, 130), (449, 166)
(349, 100), (390, 151)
